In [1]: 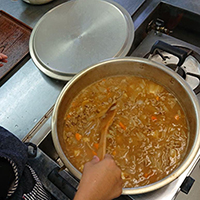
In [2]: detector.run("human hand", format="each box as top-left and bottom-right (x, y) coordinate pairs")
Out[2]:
(74, 154), (123, 200)
(0, 53), (8, 67)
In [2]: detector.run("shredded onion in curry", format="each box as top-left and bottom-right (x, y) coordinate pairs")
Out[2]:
(63, 76), (189, 188)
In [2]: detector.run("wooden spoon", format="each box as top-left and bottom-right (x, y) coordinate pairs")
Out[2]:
(97, 103), (117, 160)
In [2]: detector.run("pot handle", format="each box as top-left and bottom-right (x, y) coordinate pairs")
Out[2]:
(48, 166), (77, 199)
(149, 40), (188, 66)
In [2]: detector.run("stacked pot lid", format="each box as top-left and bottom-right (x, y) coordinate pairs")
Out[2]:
(29, 0), (134, 81)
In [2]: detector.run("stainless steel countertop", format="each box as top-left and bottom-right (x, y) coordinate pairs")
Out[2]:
(0, 0), (145, 139)
(1, 0), (200, 140)
(163, 0), (200, 15)
(1, 0), (144, 29)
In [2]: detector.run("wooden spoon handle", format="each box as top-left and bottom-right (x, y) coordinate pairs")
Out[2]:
(97, 103), (117, 160)
(97, 129), (107, 160)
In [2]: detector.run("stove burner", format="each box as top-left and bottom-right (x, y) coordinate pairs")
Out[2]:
(166, 64), (186, 79)
(145, 40), (200, 94)
(149, 40), (188, 67)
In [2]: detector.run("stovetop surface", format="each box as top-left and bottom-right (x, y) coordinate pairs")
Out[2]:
(163, 0), (200, 15)
(0, 0), (146, 140)
(1, 0), (200, 142)
(29, 29), (200, 200)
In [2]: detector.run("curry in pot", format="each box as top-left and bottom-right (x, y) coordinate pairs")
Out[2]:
(62, 76), (189, 187)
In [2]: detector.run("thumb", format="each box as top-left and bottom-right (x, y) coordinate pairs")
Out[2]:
(91, 155), (100, 164)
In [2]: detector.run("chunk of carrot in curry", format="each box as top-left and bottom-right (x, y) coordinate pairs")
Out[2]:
(75, 133), (82, 141)
(144, 173), (149, 178)
(151, 115), (157, 121)
(174, 114), (180, 120)
(144, 171), (154, 178)
(112, 150), (117, 156)
(93, 143), (99, 150)
(119, 122), (126, 130)
(156, 96), (160, 101)
(92, 151), (97, 156)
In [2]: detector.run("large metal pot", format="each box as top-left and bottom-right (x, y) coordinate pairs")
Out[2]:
(52, 57), (200, 195)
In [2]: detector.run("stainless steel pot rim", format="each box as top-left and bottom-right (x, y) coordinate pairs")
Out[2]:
(52, 57), (200, 195)
(29, 0), (134, 81)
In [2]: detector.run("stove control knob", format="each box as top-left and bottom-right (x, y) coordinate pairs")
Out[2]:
(146, 18), (173, 35)
(180, 176), (195, 194)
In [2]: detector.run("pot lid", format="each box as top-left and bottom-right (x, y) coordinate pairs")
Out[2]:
(29, 0), (134, 81)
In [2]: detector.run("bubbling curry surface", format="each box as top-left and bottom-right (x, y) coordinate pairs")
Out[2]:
(63, 76), (189, 188)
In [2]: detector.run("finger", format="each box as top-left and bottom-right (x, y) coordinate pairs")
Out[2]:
(0, 53), (7, 59)
(91, 155), (100, 164)
(1, 59), (8, 63)
(104, 154), (113, 159)
(84, 155), (100, 169)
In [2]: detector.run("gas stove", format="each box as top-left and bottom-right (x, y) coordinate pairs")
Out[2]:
(132, 31), (200, 94)
(130, 30), (200, 200)
(26, 6), (200, 200)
